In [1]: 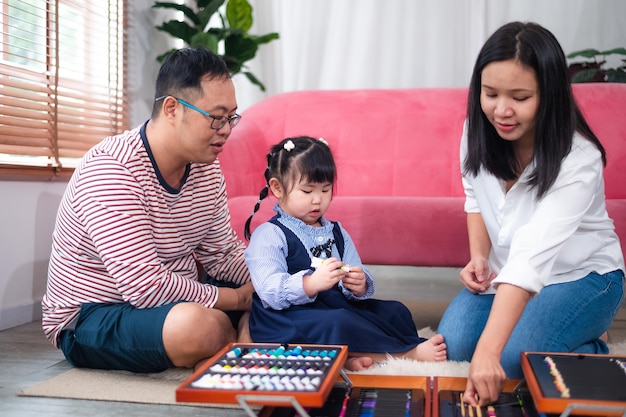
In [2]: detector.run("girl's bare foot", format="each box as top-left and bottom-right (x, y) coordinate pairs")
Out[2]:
(344, 356), (374, 371)
(414, 334), (447, 361)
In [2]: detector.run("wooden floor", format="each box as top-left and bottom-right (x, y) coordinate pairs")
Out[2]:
(1, 266), (624, 417)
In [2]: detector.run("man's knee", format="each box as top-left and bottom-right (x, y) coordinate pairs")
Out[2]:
(163, 302), (236, 367)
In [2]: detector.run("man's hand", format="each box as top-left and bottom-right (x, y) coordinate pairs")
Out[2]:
(213, 281), (254, 311)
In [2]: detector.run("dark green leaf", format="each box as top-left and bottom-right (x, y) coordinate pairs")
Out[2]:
(220, 54), (241, 74)
(606, 68), (626, 83)
(207, 27), (229, 38)
(152, 2), (201, 26)
(156, 48), (179, 63)
(198, 0), (225, 9)
(599, 47), (626, 56)
(249, 32), (280, 45)
(190, 32), (220, 53)
(571, 68), (601, 83)
(226, 0), (253, 31)
(242, 71), (266, 91)
(197, 0), (226, 29)
(225, 33), (258, 64)
(567, 49), (601, 59)
(156, 21), (197, 44)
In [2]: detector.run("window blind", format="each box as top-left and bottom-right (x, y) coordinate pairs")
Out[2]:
(0, 0), (128, 180)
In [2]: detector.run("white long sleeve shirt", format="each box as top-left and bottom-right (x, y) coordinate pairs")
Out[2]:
(461, 125), (624, 294)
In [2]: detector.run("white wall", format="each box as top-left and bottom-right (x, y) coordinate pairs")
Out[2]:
(1, 0), (625, 330)
(0, 182), (67, 329)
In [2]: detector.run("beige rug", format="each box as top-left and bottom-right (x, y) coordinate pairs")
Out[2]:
(17, 327), (626, 408)
(17, 366), (241, 409)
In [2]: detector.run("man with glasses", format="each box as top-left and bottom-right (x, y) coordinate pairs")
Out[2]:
(42, 47), (254, 373)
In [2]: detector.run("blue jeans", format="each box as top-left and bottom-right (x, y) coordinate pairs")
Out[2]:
(437, 269), (624, 378)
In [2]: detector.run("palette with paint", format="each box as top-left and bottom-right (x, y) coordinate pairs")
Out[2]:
(176, 342), (348, 408)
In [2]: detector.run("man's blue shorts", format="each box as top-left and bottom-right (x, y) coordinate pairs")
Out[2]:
(58, 302), (181, 373)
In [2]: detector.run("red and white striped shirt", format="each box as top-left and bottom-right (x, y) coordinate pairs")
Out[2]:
(42, 124), (250, 347)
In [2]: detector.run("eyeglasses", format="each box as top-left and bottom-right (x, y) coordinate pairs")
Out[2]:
(155, 96), (241, 130)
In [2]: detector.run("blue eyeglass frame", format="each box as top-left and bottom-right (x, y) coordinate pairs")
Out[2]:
(155, 96), (241, 130)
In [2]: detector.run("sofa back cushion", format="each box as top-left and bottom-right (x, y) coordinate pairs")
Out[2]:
(221, 83), (625, 199)
(220, 88), (468, 199)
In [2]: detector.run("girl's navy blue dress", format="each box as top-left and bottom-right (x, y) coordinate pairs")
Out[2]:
(249, 215), (426, 353)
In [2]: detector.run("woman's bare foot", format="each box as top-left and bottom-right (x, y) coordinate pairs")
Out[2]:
(344, 356), (374, 371)
(414, 334), (447, 361)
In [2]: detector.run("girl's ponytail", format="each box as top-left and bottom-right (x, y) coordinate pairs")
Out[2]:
(244, 153), (273, 240)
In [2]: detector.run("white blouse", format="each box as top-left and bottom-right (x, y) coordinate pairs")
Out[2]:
(461, 124), (624, 294)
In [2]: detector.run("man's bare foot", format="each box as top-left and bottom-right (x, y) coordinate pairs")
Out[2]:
(193, 357), (210, 371)
(414, 334), (447, 361)
(344, 356), (374, 371)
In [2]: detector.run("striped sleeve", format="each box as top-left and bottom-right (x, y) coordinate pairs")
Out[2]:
(42, 130), (249, 346)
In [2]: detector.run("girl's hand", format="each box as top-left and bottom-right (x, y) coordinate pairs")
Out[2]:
(460, 256), (496, 293)
(303, 257), (345, 296)
(341, 265), (367, 296)
(463, 349), (506, 406)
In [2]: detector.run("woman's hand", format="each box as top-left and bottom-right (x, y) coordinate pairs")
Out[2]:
(303, 257), (345, 296)
(463, 284), (531, 406)
(463, 348), (507, 406)
(341, 265), (367, 296)
(460, 256), (496, 293)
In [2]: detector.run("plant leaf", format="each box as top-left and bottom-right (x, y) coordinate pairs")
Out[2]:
(197, 0), (225, 9)
(226, 0), (253, 31)
(225, 33), (258, 64)
(152, 2), (201, 26)
(190, 32), (220, 53)
(156, 48), (179, 63)
(242, 71), (266, 91)
(567, 49), (602, 59)
(197, 0), (226, 29)
(156, 21), (197, 44)
(606, 68), (626, 83)
(249, 32), (280, 45)
(599, 47), (626, 56)
(571, 68), (601, 83)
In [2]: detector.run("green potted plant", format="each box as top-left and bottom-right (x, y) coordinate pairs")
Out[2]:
(567, 47), (626, 83)
(153, 0), (279, 91)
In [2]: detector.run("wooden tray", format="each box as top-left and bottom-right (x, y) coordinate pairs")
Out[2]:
(433, 377), (524, 417)
(176, 342), (348, 407)
(258, 374), (431, 417)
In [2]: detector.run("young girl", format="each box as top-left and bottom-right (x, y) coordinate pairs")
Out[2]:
(436, 22), (625, 406)
(243, 136), (446, 370)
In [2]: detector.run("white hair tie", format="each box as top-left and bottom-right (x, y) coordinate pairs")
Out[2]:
(283, 140), (295, 151)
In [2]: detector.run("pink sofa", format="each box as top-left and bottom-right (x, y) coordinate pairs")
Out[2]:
(219, 83), (626, 268)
